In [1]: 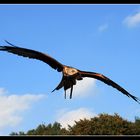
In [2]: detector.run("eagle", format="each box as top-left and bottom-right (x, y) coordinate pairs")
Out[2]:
(0, 41), (139, 104)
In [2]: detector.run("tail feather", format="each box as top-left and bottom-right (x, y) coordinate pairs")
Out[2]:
(52, 77), (64, 92)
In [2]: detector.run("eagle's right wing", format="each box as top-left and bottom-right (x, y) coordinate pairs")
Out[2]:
(0, 41), (64, 72)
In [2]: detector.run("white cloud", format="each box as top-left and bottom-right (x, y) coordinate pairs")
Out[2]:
(98, 23), (108, 32)
(56, 108), (97, 129)
(0, 88), (45, 130)
(123, 12), (140, 28)
(67, 78), (96, 98)
(73, 78), (96, 98)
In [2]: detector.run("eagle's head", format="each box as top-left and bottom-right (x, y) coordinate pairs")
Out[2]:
(63, 66), (78, 76)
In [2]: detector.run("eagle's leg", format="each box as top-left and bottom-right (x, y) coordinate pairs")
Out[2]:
(65, 90), (66, 99)
(70, 86), (73, 99)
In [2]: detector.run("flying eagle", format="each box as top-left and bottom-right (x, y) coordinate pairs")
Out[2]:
(0, 41), (139, 104)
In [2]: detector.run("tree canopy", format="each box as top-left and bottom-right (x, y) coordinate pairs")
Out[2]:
(10, 113), (140, 135)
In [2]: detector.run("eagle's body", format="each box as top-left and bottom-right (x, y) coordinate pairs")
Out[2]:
(53, 66), (82, 99)
(0, 41), (140, 103)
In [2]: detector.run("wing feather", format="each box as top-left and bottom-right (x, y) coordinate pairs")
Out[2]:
(0, 41), (64, 72)
(79, 70), (140, 104)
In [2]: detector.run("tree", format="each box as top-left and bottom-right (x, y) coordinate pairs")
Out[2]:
(26, 122), (67, 135)
(68, 113), (135, 135)
(131, 116), (140, 135)
(10, 113), (140, 135)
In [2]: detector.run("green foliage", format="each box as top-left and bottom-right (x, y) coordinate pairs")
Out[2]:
(10, 113), (140, 135)
(26, 122), (68, 135)
(131, 116), (140, 135)
(68, 113), (135, 135)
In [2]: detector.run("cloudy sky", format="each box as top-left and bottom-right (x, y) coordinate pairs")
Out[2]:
(0, 4), (140, 135)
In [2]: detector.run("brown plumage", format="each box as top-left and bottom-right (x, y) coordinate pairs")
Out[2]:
(0, 40), (140, 104)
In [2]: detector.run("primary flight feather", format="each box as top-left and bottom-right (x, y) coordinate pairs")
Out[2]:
(0, 41), (139, 104)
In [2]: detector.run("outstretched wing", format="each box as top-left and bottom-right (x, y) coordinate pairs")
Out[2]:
(79, 70), (140, 104)
(0, 41), (64, 72)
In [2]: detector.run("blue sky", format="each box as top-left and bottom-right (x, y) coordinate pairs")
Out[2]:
(0, 4), (140, 135)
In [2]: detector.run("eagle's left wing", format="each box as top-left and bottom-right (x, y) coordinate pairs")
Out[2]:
(79, 70), (140, 104)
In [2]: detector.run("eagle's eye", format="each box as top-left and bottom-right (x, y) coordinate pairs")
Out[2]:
(72, 70), (75, 73)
